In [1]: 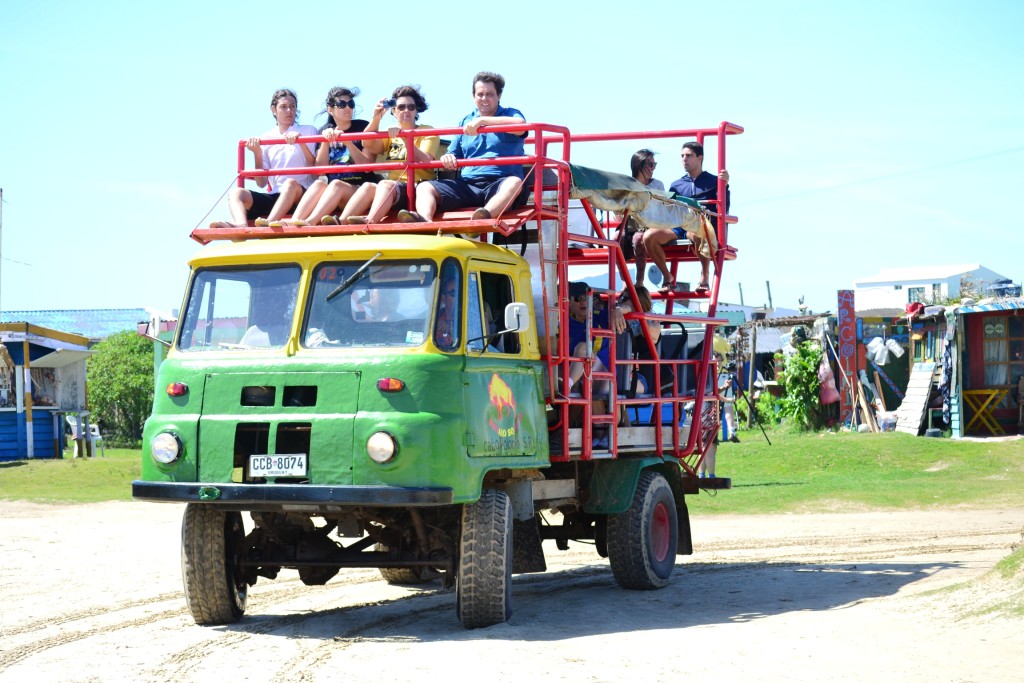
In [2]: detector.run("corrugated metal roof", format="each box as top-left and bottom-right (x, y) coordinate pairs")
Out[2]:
(755, 327), (784, 353)
(956, 297), (1024, 314)
(0, 309), (149, 340)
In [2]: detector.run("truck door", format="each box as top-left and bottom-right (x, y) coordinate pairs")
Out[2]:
(463, 262), (544, 458)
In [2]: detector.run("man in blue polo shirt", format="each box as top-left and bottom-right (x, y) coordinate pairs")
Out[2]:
(399, 71), (527, 222)
(642, 141), (730, 294)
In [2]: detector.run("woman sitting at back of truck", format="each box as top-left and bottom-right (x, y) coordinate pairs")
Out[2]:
(341, 85), (440, 225)
(210, 88), (319, 229)
(276, 86), (379, 227)
(623, 149), (665, 287)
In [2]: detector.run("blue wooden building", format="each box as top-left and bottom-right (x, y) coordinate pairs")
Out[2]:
(0, 309), (151, 460)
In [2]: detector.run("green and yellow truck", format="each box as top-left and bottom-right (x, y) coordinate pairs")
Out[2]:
(133, 121), (742, 628)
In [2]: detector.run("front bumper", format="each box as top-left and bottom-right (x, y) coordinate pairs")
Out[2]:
(132, 480), (454, 510)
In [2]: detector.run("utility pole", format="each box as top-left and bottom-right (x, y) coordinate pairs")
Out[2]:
(738, 282), (744, 306)
(766, 280), (773, 309)
(0, 187), (4, 313)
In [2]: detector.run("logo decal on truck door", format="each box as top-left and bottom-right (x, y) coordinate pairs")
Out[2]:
(487, 373), (519, 437)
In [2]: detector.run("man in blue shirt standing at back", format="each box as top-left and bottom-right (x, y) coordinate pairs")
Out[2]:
(400, 71), (527, 222)
(643, 141), (730, 294)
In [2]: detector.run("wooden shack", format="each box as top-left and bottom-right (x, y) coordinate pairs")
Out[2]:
(0, 323), (91, 460)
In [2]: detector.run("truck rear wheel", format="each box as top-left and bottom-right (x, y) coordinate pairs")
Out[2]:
(181, 504), (248, 625)
(456, 489), (512, 629)
(607, 470), (678, 590)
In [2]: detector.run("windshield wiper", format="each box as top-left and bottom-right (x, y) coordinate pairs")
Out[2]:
(326, 252), (383, 302)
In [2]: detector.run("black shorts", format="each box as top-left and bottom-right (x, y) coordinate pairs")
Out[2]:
(392, 182), (411, 212)
(246, 188), (304, 220)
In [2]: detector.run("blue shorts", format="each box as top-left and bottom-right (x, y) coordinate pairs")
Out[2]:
(672, 227), (690, 240)
(429, 176), (525, 213)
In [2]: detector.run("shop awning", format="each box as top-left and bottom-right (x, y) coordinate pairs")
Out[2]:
(31, 349), (93, 368)
(956, 297), (1024, 314)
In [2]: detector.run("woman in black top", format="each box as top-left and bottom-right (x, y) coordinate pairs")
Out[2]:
(277, 86), (377, 226)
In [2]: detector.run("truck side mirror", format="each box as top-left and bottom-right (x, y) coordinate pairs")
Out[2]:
(504, 302), (530, 333)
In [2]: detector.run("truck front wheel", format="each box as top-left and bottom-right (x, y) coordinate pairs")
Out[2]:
(456, 489), (512, 628)
(181, 504), (248, 625)
(607, 470), (678, 589)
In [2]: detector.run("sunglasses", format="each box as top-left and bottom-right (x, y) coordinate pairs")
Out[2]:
(571, 295), (589, 302)
(394, 103), (417, 112)
(443, 289), (456, 296)
(329, 99), (355, 109)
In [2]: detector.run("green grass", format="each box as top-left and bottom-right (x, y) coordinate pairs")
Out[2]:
(0, 449), (141, 503)
(690, 430), (1024, 515)
(1, 432), (1021, 512)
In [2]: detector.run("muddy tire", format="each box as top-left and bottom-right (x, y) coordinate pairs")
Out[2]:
(456, 489), (512, 629)
(607, 470), (678, 589)
(181, 504), (247, 625)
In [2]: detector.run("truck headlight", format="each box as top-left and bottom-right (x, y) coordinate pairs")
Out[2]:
(367, 432), (397, 464)
(151, 432), (182, 464)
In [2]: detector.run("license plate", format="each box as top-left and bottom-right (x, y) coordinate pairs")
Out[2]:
(249, 454), (307, 477)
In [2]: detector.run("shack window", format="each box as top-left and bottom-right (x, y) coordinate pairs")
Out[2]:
(982, 316), (1024, 399)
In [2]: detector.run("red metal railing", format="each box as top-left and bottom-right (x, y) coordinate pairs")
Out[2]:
(214, 120), (743, 470)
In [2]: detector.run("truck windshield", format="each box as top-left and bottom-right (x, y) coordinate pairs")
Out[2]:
(303, 260), (437, 348)
(177, 266), (301, 351)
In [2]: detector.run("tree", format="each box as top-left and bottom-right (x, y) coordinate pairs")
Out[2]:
(87, 330), (154, 446)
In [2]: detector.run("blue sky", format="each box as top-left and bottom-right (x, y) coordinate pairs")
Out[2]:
(1, 0), (1021, 316)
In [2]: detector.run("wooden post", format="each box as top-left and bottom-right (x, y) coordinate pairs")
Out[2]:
(908, 312), (916, 373)
(23, 340), (34, 458)
(836, 290), (857, 427)
(747, 324), (757, 428)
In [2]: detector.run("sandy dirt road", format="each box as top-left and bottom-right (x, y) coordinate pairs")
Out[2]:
(1, 501), (1022, 683)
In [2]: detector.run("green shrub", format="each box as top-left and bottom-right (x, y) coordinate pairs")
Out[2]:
(776, 341), (823, 431)
(86, 331), (154, 445)
(735, 390), (782, 429)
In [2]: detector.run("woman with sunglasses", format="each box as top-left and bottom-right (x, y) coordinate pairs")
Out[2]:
(624, 149), (665, 287)
(276, 86), (377, 226)
(341, 85), (439, 225)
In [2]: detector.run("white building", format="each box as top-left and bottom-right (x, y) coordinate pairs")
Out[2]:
(853, 264), (1011, 311)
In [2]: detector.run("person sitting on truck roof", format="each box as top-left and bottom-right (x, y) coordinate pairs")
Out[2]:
(342, 86), (440, 225)
(276, 87), (379, 227)
(621, 149), (665, 287)
(210, 89), (319, 229)
(641, 141), (729, 294)
(397, 72), (527, 223)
